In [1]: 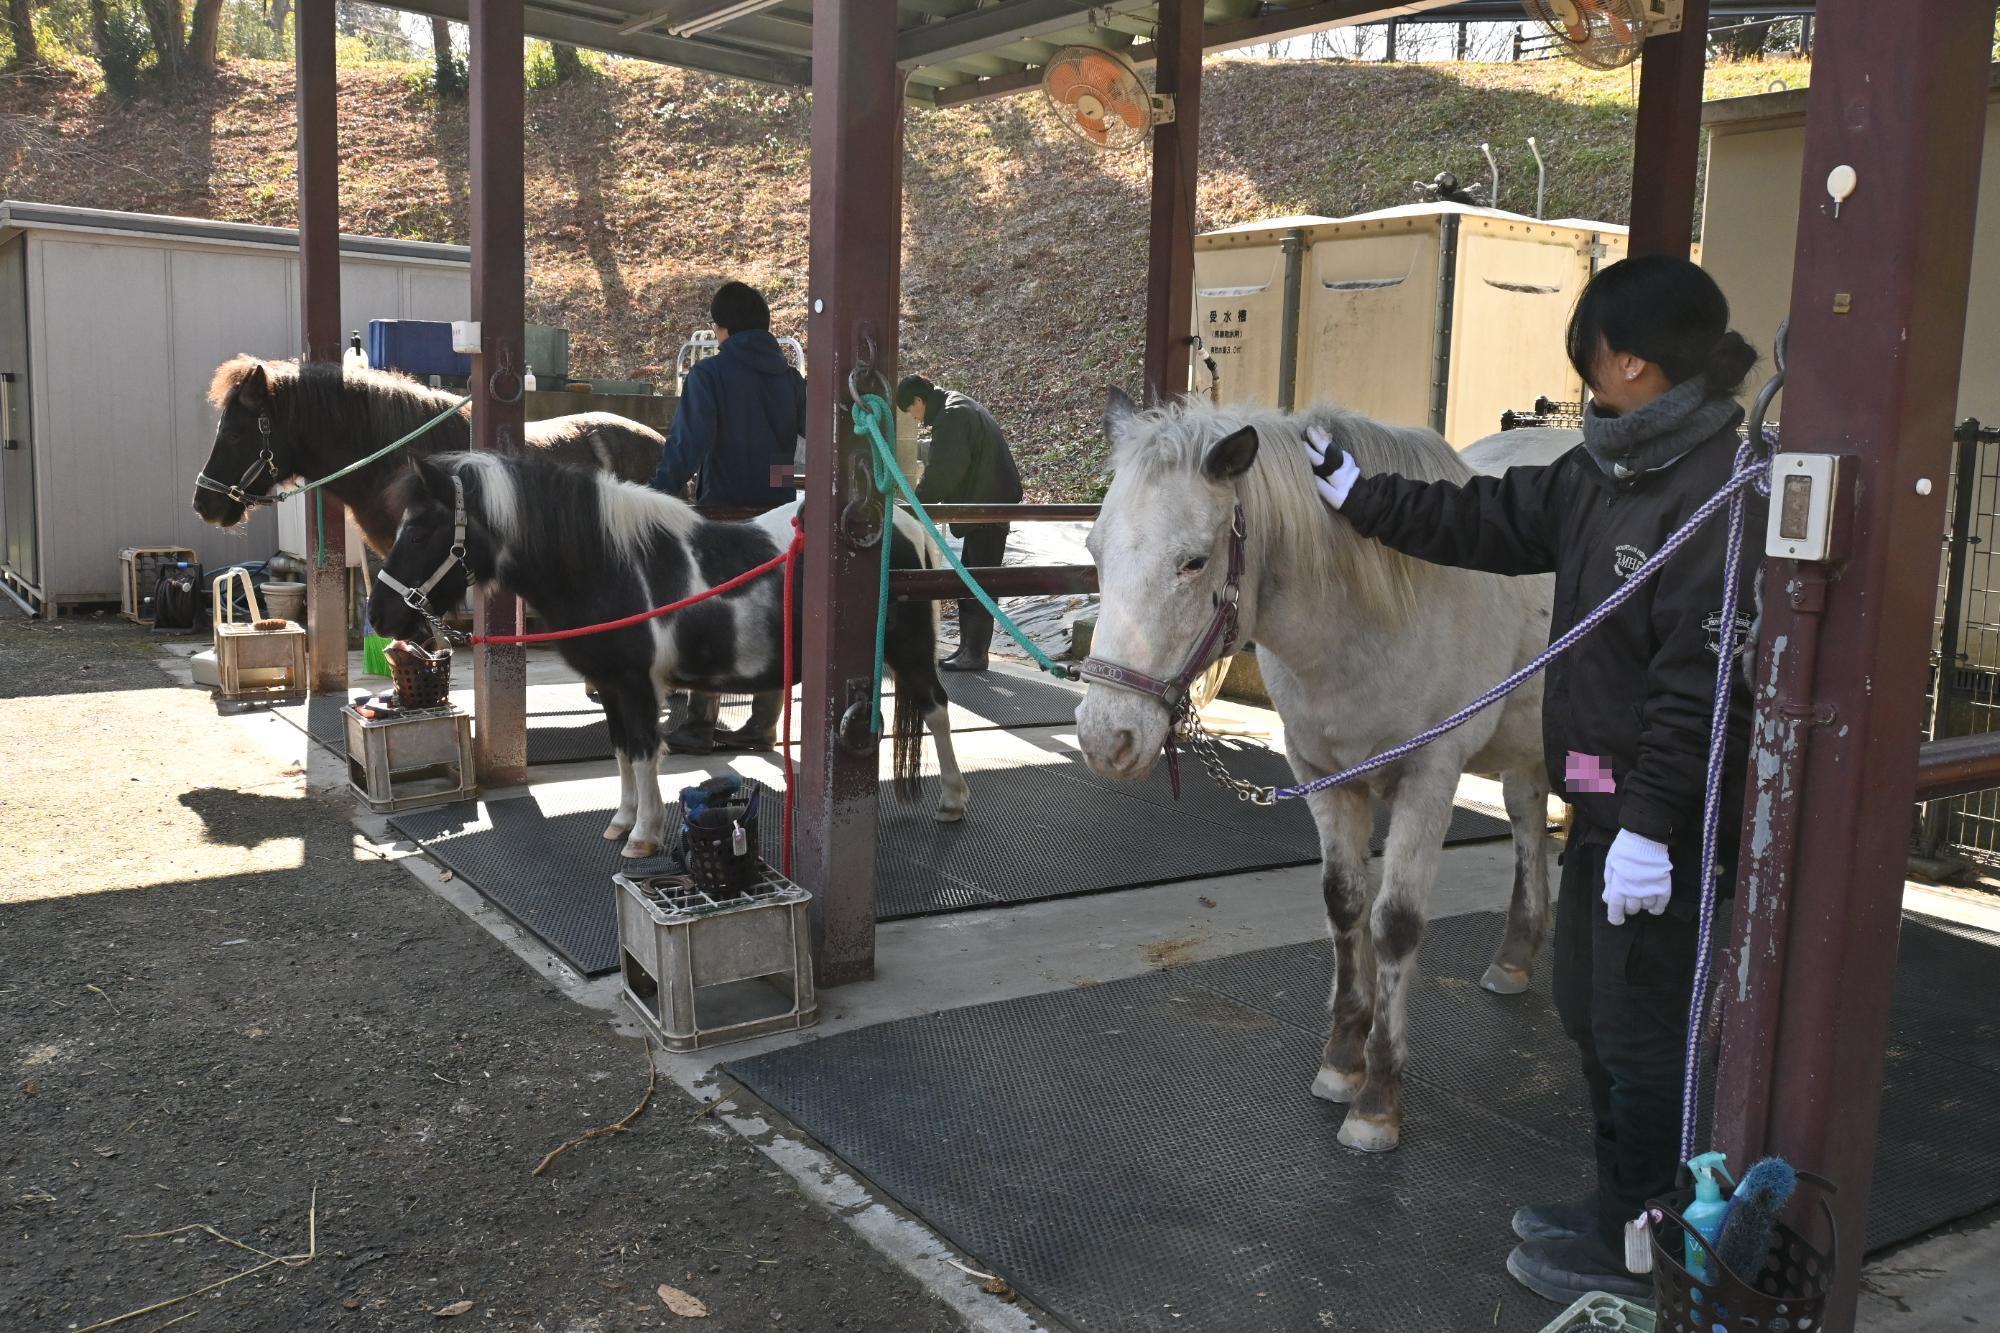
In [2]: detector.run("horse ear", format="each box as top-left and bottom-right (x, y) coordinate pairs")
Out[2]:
(1202, 425), (1259, 481)
(412, 454), (453, 502)
(1102, 387), (1138, 440)
(209, 355), (269, 409)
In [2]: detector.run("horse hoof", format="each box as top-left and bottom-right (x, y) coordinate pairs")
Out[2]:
(603, 822), (633, 842)
(1480, 963), (1531, 996)
(1310, 1066), (1364, 1105)
(621, 839), (658, 860)
(931, 802), (967, 824)
(1337, 1113), (1401, 1154)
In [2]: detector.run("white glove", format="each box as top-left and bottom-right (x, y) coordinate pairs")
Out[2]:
(1603, 830), (1673, 926)
(1302, 425), (1361, 510)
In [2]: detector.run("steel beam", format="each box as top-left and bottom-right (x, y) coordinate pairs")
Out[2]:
(1626, 0), (1709, 257)
(467, 0), (528, 788)
(890, 565), (1097, 602)
(1914, 731), (2000, 804)
(1712, 4), (1995, 1326)
(295, 0), (347, 696)
(801, 0), (904, 987)
(1143, 0), (1203, 405)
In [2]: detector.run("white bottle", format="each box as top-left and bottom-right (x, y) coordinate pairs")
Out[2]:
(523, 364), (537, 393)
(343, 330), (368, 373)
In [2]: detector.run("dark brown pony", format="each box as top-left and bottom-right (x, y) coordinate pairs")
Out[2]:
(190, 356), (665, 555)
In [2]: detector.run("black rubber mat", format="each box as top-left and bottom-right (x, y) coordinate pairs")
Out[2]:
(725, 911), (2000, 1333)
(390, 743), (1511, 973)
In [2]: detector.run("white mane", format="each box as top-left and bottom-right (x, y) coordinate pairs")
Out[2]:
(1110, 400), (1468, 620)
(592, 473), (701, 562)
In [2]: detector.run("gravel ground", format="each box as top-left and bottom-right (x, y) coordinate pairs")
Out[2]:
(0, 610), (964, 1333)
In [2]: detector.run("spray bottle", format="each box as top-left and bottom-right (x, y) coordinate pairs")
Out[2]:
(1683, 1151), (1734, 1283)
(344, 330), (368, 373)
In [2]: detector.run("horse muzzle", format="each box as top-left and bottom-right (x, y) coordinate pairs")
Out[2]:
(1076, 692), (1170, 782)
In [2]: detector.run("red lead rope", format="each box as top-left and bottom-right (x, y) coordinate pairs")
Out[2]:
(466, 520), (805, 878)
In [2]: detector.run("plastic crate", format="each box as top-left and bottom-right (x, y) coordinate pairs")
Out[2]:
(1537, 1293), (1655, 1333)
(615, 869), (816, 1052)
(118, 546), (198, 624)
(524, 323), (570, 382)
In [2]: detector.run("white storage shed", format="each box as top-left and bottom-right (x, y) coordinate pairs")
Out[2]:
(0, 201), (470, 614)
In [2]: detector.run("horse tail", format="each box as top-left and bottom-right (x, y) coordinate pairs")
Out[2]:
(891, 684), (924, 803)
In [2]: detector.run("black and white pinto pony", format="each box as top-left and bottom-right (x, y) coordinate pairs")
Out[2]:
(192, 356), (664, 555)
(1078, 390), (1574, 1153)
(366, 451), (970, 858)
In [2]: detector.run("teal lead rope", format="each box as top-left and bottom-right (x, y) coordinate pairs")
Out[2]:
(848, 394), (1080, 734)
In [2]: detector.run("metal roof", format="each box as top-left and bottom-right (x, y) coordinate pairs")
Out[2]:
(0, 200), (471, 264)
(396, 1), (1464, 105)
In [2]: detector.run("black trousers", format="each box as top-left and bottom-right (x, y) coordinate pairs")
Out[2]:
(953, 524), (1009, 651)
(1551, 836), (1705, 1251)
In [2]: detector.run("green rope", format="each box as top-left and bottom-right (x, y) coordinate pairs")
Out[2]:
(849, 394), (1079, 689)
(269, 393), (473, 503)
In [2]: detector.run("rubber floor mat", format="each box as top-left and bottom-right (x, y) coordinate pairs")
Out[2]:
(390, 749), (1511, 974)
(725, 912), (2000, 1332)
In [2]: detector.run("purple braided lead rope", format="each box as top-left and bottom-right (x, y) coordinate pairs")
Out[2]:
(1271, 455), (1772, 802)
(1679, 439), (1763, 1162)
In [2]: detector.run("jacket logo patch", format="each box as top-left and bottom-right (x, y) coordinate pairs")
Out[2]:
(1706, 610), (1755, 660)
(1612, 544), (1648, 579)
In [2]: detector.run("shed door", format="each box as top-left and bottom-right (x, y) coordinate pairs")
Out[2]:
(0, 234), (34, 589)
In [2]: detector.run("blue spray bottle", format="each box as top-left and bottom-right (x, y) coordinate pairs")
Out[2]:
(1683, 1151), (1734, 1283)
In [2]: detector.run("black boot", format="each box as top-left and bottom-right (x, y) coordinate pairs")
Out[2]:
(714, 691), (784, 751)
(1505, 1236), (1650, 1305)
(665, 690), (719, 754)
(940, 601), (993, 672)
(1511, 1198), (1598, 1243)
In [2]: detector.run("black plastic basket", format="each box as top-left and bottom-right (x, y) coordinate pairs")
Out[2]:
(678, 783), (762, 894)
(1646, 1171), (1837, 1333)
(388, 644), (453, 710)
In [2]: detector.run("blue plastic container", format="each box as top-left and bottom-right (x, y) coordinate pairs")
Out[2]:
(367, 319), (471, 378)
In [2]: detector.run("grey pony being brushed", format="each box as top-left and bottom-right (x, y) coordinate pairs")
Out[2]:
(1078, 391), (1573, 1153)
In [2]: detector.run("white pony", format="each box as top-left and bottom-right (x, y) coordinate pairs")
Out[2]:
(1078, 390), (1575, 1153)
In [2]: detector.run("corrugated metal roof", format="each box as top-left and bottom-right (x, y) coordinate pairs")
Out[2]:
(0, 201), (470, 265)
(399, 1), (1460, 106)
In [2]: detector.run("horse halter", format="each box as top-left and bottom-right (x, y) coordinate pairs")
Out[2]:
(375, 475), (470, 644)
(1080, 504), (1248, 780)
(194, 414), (280, 507)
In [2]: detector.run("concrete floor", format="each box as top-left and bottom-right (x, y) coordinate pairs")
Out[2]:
(197, 648), (2000, 1332)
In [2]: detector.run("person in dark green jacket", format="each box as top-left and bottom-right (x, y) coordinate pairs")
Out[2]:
(896, 375), (1024, 671)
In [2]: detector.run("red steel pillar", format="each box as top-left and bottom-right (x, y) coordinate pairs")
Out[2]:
(800, 0), (904, 984)
(295, 0), (346, 693)
(1142, 0), (1202, 405)
(1713, 4), (1996, 1327)
(1626, 0), (1709, 258)
(466, 0), (527, 786)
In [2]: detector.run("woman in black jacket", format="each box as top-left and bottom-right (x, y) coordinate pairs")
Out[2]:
(1305, 256), (1765, 1306)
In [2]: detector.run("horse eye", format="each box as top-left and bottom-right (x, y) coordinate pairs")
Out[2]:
(1180, 555), (1209, 575)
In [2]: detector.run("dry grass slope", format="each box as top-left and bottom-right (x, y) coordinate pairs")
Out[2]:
(0, 54), (1808, 498)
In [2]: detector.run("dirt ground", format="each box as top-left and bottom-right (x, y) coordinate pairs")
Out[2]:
(0, 610), (963, 1332)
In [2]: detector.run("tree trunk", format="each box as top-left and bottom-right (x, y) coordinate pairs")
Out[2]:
(267, 0), (291, 31)
(188, 0), (224, 75)
(6, 0), (38, 68)
(139, 0), (186, 89)
(431, 17), (460, 97)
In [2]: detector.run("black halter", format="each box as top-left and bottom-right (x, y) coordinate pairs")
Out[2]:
(194, 414), (280, 507)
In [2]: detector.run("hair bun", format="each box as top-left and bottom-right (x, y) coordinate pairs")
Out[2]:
(1705, 330), (1758, 395)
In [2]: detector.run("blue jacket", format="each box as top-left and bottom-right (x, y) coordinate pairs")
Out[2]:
(651, 330), (804, 506)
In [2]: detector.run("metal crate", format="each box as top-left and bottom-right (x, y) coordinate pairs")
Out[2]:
(343, 704), (476, 813)
(118, 546), (197, 623)
(615, 869), (816, 1053)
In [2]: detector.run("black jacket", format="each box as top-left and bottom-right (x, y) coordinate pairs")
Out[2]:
(651, 330), (804, 506)
(1341, 428), (1764, 859)
(915, 389), (1022, 533)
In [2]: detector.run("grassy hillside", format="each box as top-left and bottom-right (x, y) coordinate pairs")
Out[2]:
(0, 53), (1808, 498)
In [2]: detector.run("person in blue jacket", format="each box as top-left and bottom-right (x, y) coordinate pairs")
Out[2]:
(652, 281), (804, 753)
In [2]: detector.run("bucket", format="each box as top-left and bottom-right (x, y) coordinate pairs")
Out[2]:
(386, 641), (453, 709)
(262, 581), (306, 622)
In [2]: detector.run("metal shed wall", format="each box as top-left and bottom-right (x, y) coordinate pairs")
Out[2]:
(1700, 73), (2000, 425)
(14, 221), (468, 606)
